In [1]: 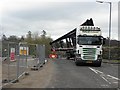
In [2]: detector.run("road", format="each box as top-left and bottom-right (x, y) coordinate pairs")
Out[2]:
(3, 58), (119, 89)
(46, 59), (119, 88)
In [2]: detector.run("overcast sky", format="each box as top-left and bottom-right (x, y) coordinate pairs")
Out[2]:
(0, 0), (119, 40)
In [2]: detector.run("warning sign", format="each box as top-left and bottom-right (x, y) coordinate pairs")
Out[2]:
(10, 48), (15, 61)
(19, 47), (29, 55)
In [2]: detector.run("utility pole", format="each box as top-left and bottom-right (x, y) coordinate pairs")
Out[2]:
(96, 1), (112, 60)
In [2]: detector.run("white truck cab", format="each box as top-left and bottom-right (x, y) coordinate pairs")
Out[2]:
(75, 26), (104, 67)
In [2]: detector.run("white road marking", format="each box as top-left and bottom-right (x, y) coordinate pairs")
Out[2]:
(89, 67), (119, 85)
(107, 75), (120, 81)
(101, 84), (109, 87)
(89, 67), (98, 74)
(94, 69), (103, 74)
(113, 82), (118, 84)
(101, 76), (111, 84)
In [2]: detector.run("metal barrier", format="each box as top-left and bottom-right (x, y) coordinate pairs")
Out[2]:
(2, 42), (20, 84)
(2, 41), (45, 86)
(30, 44), (46, 70)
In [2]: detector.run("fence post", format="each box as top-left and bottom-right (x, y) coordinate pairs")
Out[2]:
(7, 43), (10, 82)
(16, 43), (20, 82)
(25, 44), (28, 68)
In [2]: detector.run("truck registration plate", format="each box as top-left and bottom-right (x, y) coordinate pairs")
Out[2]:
(86, 61), (92, 63)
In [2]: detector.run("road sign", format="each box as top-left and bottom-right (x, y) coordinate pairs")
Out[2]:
(19, 47), (29, 55)
(10, 48), (15, 61)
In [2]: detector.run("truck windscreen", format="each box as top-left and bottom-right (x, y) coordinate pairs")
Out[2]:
(77, 36), (102, 45)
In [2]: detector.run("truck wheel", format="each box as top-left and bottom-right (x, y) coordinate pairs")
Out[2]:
(75, 62), (79, 66)
(75, 59), (79, 66)
(67, 57), (70, 60)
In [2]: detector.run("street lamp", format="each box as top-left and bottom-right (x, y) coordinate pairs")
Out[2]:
(96, 0), (112, 60)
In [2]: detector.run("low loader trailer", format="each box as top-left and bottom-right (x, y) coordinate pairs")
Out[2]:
(50, 18), (105, 67)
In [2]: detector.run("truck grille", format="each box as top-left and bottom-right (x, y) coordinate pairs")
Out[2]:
(82, 48), (96, 60)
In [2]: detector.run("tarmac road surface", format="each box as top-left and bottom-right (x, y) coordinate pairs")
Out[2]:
(47, 59), (119, 88)
(3, 59), (119, 89)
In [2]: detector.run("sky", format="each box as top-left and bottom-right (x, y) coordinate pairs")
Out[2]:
(0, 0), (119, 40)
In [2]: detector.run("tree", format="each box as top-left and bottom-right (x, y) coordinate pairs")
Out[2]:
(39, 36), (53, 57)
(25, 30), (53, 57)
(41, 30), (46, 37)
(33, 31), (39, 40)
(8, 35), (19, 42)
(2, 34), (7, 41)
(27, 31), (32, 39)
(26, 31), (32, 44)
(20, 36), (25, 42)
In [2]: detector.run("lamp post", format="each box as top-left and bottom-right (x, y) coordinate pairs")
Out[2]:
(96, 1), (112, 60)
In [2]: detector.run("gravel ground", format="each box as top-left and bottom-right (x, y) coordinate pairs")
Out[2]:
(3, 59), (55, 88)
(2, 60), (26, 85)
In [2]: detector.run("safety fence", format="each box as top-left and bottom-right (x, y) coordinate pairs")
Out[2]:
(2, 41), (45, 86)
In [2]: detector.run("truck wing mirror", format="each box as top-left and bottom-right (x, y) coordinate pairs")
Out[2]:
(103, 38), (106, 45)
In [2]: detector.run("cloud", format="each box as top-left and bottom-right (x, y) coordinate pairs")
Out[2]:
(3, 2), (99, 21)
(1, 1), (118, 40)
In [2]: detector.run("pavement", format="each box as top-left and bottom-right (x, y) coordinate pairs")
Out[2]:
(2, 59), (54, 88)
(102, 59), (120, 64)
(2, 59), (120, 89)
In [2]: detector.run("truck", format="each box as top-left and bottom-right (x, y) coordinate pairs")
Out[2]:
(75, 25), (105, 67)
(50, 18), (105, 67)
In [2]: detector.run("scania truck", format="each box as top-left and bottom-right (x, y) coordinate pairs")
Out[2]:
(50, 18), (105, 67)
(75, 26), (104, 67)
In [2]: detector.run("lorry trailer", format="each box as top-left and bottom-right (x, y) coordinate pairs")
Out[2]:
(50, 18), (105, 67)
